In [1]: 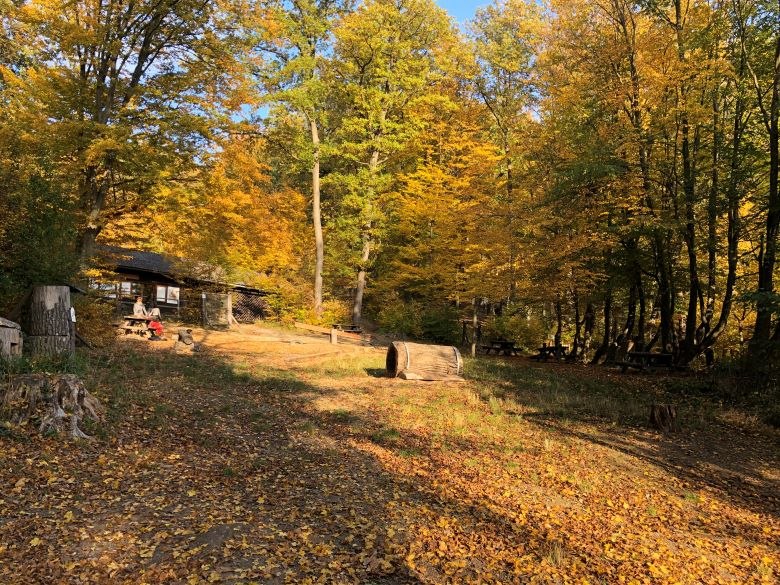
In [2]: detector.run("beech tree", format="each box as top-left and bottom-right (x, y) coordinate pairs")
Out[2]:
(330, 0), (457, 325)
(2, 0), (249, 261)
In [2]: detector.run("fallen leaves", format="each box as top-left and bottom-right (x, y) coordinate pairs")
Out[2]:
(1, 335), (778, 584)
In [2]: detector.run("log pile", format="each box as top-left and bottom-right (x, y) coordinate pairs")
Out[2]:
(386, 341), (464, 381)
(1, 374), (103, 439)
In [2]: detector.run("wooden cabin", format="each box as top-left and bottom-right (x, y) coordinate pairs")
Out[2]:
(93, 246), (268, 323)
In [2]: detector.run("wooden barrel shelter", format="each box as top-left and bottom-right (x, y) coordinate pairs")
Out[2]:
(386, 341), (464, 381)
(25, 286), (75, 357)
(0, 317), (22, 358)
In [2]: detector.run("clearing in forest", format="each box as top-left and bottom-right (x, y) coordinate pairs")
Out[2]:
(1, 325), (778, 584)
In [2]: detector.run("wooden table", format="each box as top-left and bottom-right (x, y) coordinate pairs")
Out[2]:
(621, 351), (674, 372)
(120, 315), (152, 336)
(531, 345), (569, 361)
(481, 340), (520, 356)
(332, 323), (363, 334)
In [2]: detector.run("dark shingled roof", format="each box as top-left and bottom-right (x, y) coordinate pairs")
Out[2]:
(97, 246), (175, 276)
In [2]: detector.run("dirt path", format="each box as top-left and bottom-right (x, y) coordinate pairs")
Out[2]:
(1, 326), (778, 584)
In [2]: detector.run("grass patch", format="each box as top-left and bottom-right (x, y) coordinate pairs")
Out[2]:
(370, 426), (401, 445)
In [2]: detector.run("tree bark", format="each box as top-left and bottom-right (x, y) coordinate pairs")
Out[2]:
(26, 286), (75, 357)
(352, 229), (371, 326)
(351, 108), (385, 325)
(310, 117), (325, 318)
(591, 290), (612, 364)
(752, 28), (780, 346)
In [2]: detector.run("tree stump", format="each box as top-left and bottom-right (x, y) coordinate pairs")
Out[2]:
(1, 374), (103, 438)
(173, 328), (200, 354)
(26, 286), (75, 357)
(650, 403), (677, 432)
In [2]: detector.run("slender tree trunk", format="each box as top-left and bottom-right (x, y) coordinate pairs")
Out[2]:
(752, 30), (780, 345)
(310, 118), (324, 318)
(570, 290), (581, 360)
(582, 302), (595, 360)
(352, 109), (385, 325)
(701, 70), (747, 351)
(352, 228), (371, 326)
(591, 290), (612, 364)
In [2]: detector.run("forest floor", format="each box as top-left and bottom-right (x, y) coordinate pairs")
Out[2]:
(1, 324), (778, 584)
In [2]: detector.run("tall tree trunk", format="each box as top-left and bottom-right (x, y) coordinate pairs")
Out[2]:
(752, 29), (780, 346)
(352, 228), (371, 326)
(352, 109), (385, 325)
(591, 290), (612, 365)
(570, 290), (581, 360)
(700, 59), (748, 352)
(310, 118), (324, 318)
(636, 271), (646, 348)
(77, 166), (109, 260)
(582, 302), (595, 360)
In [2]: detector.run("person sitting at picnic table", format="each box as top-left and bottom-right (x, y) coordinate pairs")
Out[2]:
(148, 318), (165, 340)
(133, 296), (148, 317)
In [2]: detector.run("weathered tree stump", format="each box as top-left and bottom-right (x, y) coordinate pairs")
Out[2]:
(173, 328), (200, 354)
(26, 286), (75, 357)
(650, 403), (677, 432)
(1, 374), (103, 438)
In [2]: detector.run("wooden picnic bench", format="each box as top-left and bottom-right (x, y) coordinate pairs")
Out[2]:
(481, 340), (520, 356)
(531, 345), (569, 361)
(119, 315), (152, 337)
(332, 323), (363, 334)
(621, 351), (674, 373)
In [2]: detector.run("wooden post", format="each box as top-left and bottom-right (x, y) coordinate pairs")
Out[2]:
(226, 292), (234, 327)
(330, 328), (338, 345)
(26, 286), (75, 357)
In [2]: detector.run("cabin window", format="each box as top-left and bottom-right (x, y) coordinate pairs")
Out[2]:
(89, 280), (118, 299)
(156, 285), (180, 306)
(119, 281), (141, 298)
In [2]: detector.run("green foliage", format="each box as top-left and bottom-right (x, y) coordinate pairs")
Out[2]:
(0, 351), (88, 378)
(375, 299), (459, 344)
(482, 313), (551, 350)
(0, 176), (79, 302)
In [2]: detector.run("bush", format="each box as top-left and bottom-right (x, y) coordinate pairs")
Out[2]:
(72, 295), (117, 348)
(376, 299), (459, 344)
(482, 313), (550, 350)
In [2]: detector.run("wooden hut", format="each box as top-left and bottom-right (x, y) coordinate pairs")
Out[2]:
(0, 317), (22, 358)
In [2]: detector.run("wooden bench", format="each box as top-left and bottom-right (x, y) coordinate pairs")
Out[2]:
(481, 340), (520, 356)
(621, 351), (674, 373)
(531, 345), (569, 361)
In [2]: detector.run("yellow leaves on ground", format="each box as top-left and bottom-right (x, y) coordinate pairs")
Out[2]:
(1, 337), (778, 584)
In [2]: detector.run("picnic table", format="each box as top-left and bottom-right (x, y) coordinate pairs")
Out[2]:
(120, 315), (152, 336)
(621, 351), (674, 373)
(481, 340), (520, 356)
(531, 345), (569, 361)
(332, 323), (363, 334)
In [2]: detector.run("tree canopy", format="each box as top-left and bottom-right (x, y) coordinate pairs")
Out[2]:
(2, 0), (779, 364)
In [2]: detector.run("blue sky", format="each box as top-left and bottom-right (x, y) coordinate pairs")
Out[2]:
(435, 0), (488, 23)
